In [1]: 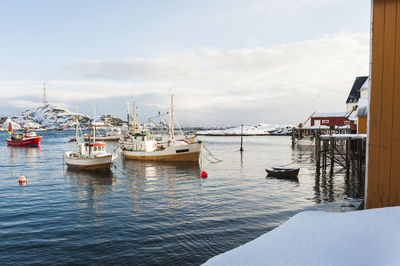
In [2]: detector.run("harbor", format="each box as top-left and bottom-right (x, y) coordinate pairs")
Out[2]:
(3, 0), (400, 265)
(0, 132), (362, 265)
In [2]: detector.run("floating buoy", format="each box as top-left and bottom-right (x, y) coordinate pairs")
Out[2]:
(18, 175), (27, 184)
(201, 171), (208, 179)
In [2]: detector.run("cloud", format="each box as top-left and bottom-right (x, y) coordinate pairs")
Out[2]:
(0, 32), (369, 125)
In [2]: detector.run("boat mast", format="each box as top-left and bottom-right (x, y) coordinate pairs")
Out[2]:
(93, 107), (96, 143)
(126, 102), (130, 132)
(133, 102), (136, 135)
(75, 116), (79, 143)
(169, 93), (175, 139)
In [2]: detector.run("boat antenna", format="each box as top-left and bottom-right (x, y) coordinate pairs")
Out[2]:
(133, 102), (137, 134)
(169, 92), (175, 139)
(75, 116), (78, 143)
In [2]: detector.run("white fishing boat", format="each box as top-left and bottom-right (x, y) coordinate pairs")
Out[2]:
(120, 95), (202, 162)
(64, 118), (118, 170)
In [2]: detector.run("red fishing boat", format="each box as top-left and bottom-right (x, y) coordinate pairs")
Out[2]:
(6, 121), (42, 147)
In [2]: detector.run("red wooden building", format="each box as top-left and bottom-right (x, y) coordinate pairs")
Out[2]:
(310, 112), (356, 131)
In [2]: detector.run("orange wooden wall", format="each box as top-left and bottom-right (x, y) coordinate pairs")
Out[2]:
(366, 0), (400, 208)
(358, 117), (367, 134)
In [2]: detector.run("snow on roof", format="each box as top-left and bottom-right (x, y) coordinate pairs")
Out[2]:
(360, 77), (370, 91)
(320, 133), (367, 139)
(302, 125), (350, 129)
(203, 206), (400, 266)
(357, 106), (368, 117)
(312, 112), (347, 118)
(357, 98), (368, 108)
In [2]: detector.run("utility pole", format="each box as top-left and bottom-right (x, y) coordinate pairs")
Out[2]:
(43, 82), (48, 106)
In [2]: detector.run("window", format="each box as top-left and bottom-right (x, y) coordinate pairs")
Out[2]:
(344, 121), (350, 125)
(322, 120), (329, 124)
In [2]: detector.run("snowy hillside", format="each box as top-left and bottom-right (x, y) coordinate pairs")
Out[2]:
(196, 124), (293, 136)
(0, 104), (122, 130)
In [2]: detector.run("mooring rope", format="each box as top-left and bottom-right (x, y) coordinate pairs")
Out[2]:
(113, 164), (137, 175)
(200, 142), (222, 163)
(278, 139), (315, 167)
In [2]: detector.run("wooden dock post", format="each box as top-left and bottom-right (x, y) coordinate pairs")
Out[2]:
(315, 132), (321, 173)
(357, 139), (362, 179)
(346, 138), (350, 177)
(330, 138), (335, 172)
(291, 127), (296, 146)
(322, 139), (328, 171)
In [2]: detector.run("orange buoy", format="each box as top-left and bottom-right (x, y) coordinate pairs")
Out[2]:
(18, 175), (27, 184)
(201, 171), (208, 179)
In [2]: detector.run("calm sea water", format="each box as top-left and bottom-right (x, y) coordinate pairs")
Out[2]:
(0, 131), (363, 265)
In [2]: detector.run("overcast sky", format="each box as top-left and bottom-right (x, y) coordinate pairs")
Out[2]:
(0, 0), (370, 126)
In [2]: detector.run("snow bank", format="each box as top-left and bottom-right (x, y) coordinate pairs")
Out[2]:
(203, 207), (400, 266)
(197, 124), (293, 136)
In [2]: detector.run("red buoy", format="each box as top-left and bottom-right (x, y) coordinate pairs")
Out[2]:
(18, 175), (27, 184)
(201, 171), (208, 179)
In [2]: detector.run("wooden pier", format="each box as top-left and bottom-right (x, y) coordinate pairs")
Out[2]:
(291, 126), (352, 146)
(314, 134), (367, 178)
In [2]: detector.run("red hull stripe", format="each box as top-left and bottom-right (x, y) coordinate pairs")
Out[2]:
(7, 136), (42, 147)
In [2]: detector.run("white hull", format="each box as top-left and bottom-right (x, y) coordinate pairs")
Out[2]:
(64, 153), (118, 170)
(123, 143), (201, 162)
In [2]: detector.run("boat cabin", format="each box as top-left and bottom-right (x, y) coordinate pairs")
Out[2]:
(78, 142), (108, 157)
(120, 133), (157, 152)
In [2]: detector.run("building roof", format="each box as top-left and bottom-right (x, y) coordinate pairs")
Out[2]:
(312, 112), (347, 118)
(357, 105), (368, 117)
(346, 76), (368, 103)
(360, 77), (369, 91)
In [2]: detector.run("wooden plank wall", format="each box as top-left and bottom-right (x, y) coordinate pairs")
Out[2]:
(367, 0), (400, 208)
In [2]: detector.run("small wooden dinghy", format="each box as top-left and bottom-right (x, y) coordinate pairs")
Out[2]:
(265, 167), (300, 178)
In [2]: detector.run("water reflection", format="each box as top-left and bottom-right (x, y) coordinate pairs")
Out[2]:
(121, 160), (202, 216)
(122, 160), (201, 180)
(65, 168), (117, 187)
(64, 169), (117, 208)
(313, 168), (363, 204)
(8, 146), (42, 163)
(266, 175), (299, 183)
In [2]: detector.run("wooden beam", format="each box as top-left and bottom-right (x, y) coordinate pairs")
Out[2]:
(377, 0), (396, 207)
(390, 0), (400, 205)
(367, 0), (386, 209)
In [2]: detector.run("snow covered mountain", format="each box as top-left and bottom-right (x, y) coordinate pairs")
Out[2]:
(0, 104), (121, 130)
(196, 124), (293, 136)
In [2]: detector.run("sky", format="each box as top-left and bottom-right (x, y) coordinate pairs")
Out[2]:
(0, 0), (371, 126)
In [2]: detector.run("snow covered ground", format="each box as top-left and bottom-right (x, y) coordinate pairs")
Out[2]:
(196, 124), (293, 136)
(203, 206), (400, 266)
